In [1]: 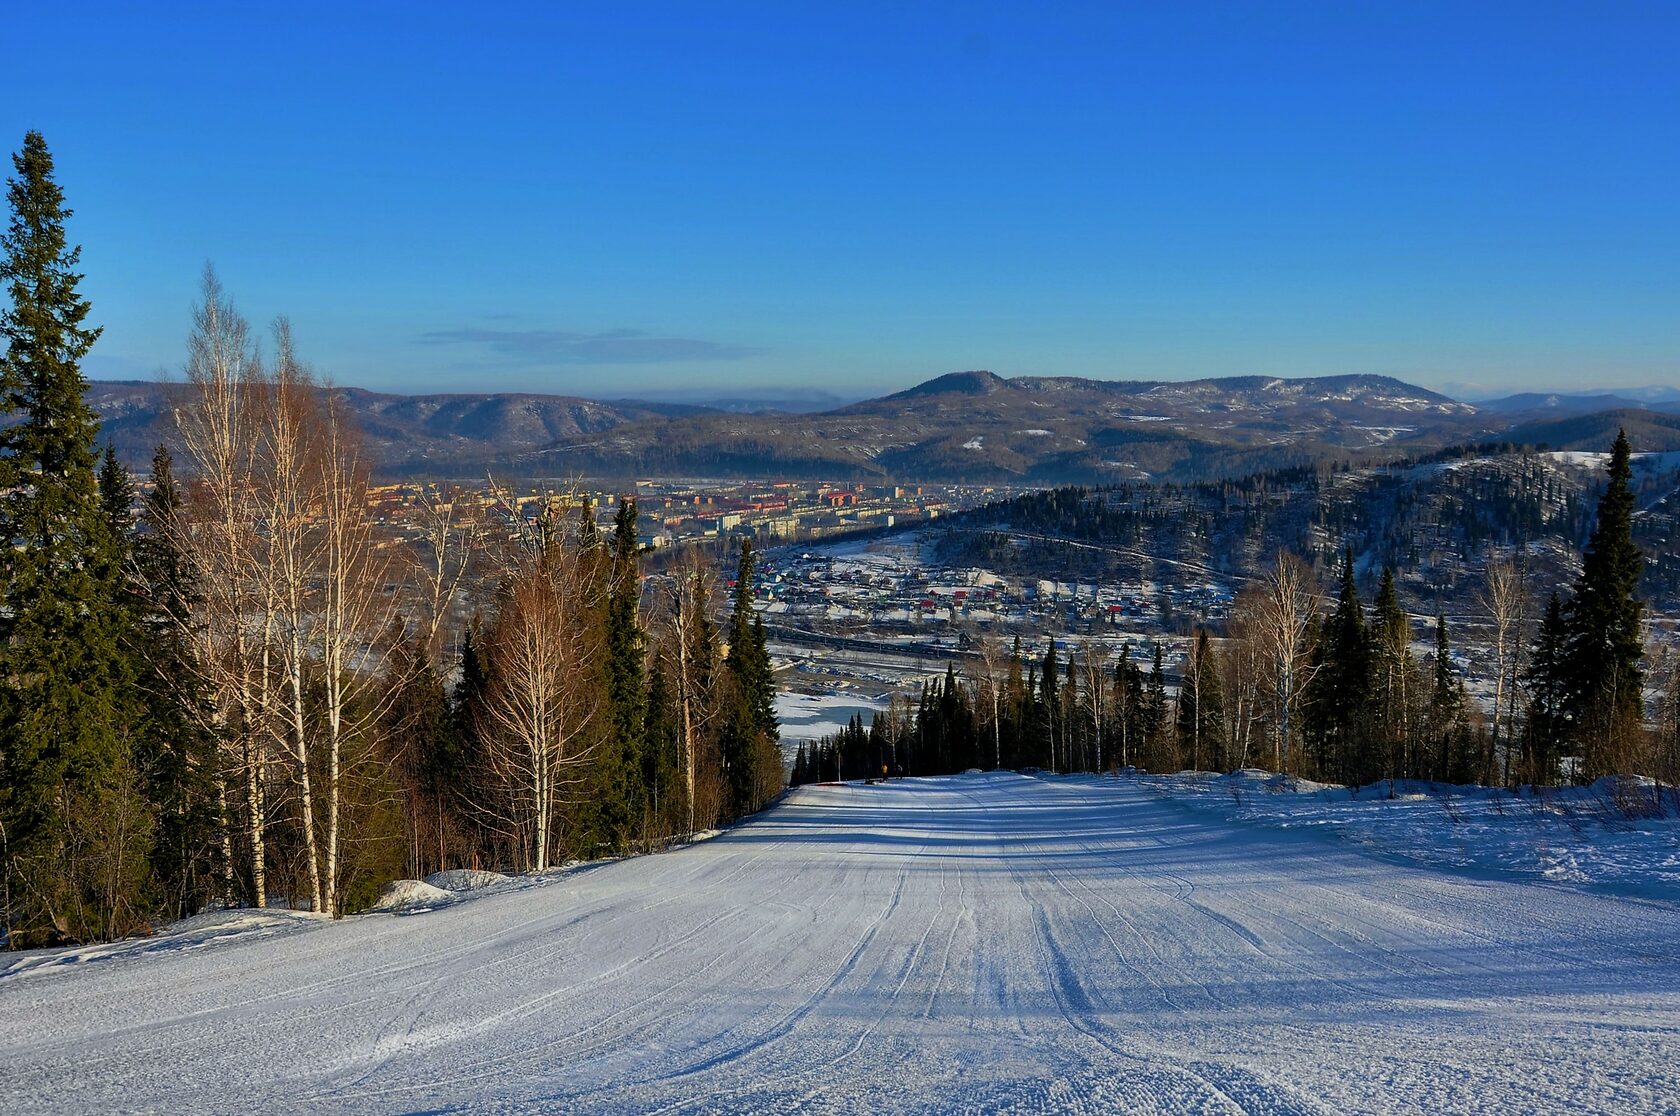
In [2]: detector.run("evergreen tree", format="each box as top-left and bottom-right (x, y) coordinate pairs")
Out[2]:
(1524, 593), (1570, 785)
(1308, 551), (1373, 784)
(451, 625), (492, 857)
(578, 501), (600, 549)
(642, 663), (684, 836)
(384, 634), (462, 876)
(1142, 642), (1169, 746)
(1563, 431), (1646, 776)
(1040, 642), (1060, 771)
(1175, 630), (1226, 772)
(722, 541), (778, 817)
(587, 499), (648, 853)
(1369, 567), (1416, 781)
(1427, 616), (1471, 781)
(132, 445), (221, 917)
(97, 446), (133, 542)
(1114, 644), (1143, 769)
(0, 132), (151, 945)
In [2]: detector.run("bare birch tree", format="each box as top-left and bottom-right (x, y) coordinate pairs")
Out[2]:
(478, 503), (602, 871)
(1080, 640), (1108, 774)
(255, 323), (328, 912)
(314, 386), (402, 915)
(175, 267), (270, 907)
(1478, 556), (1529, 785)
(1245, 551), (1321, 774)
(667, 551), (722, 834)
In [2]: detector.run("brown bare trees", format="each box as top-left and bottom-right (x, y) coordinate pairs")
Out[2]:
(175, 273), (406, 915)
(1478, 557), (1529, 785)
(475, 502), (603, 871)
(1239, 552), (1322, 775)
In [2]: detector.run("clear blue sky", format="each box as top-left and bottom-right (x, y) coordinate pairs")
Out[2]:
(7, 2), (1678, 399)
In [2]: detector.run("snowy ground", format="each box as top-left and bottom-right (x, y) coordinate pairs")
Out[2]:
(1135, 769), (1680, 903)
(3, 774), (1678, 1113)
(774, 690), (890, 745)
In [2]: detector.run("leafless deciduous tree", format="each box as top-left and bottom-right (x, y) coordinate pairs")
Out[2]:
(1080, 640), (1108, 774)
(477, 503), (603, 871)
(1241, 551), (1321, 775)
(969, 630), (1006, 771)
(174, 266), (269, 908)
(1478, 557), (1529, 785)
(666, 552), (723, 834)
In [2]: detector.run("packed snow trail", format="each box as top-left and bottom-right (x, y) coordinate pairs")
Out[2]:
(3, 775), (1678, 1114)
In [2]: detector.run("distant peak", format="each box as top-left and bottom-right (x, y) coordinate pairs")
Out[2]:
(889, 370), (1011, 399)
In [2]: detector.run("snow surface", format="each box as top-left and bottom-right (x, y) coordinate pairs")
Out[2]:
(1137, 769), (1680, 902)
(425, 869), (513, 893)
(3, 773), (1678, 1113)
(775, 690), (889, 743)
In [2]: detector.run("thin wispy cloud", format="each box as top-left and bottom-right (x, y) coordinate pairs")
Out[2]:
(417, 328), (765, 364)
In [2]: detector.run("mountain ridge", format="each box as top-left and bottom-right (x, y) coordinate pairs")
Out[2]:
(68, 371), (1674, 482)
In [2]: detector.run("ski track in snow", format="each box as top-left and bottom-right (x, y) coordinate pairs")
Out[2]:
(3, 774), (1678, 1114)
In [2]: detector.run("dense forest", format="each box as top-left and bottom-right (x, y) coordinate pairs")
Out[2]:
(799, 442), (1677, 797)
(0, 134), (781, 947)
(935, 444), (1680, 607)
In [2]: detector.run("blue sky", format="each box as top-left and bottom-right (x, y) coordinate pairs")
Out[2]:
(6, 2), (1677, 399)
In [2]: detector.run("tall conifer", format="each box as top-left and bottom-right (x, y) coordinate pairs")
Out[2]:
(0, 132), (148, 944)
(1564, 431), (1645, 776)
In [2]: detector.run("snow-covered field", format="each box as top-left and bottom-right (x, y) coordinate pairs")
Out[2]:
(1137, 769), (1680, 902)
(774, 690), (889, 744)
(3, 774), (1678, 1113)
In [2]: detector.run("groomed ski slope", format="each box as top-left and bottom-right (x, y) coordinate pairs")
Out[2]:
(3, 774), (1678, 1114)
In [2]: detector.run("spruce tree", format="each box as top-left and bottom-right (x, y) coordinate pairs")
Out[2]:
(722, 541), (777, 817)
(1563, 431), (1646, 776)
(1039, 643), (1060, 771)
(1525, 593), (1570, 784)
(451, 625), (491, 856)
(1176, 630), (1226, 772)
(132, 445), (221, 917)
(643, 664), (684, 836)
(0, 132), (150, 944)
(1144, 645), (1168, 767)
(588, 499), (648, 852)
(1370, 567), (1415, 781)
(1427, 616), (1470, 781)
(1309, 551), (1373, 784)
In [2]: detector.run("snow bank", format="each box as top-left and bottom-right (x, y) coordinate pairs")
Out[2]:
(370, 879), (455, 912)
(1129, 769), (1680, 900)
(0, 909), (328, 982)
(424, 869), (511, 893)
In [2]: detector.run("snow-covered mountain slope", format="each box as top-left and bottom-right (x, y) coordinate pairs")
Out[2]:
(3, 774), (1676, 1113)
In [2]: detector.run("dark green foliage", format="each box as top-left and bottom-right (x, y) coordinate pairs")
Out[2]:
(1176, 630), (1226, 772)
(1144, 644), (1168, 745)
(722, 542), (780, 818)
(1305, 552), (1374, 784)
(1562, 430), (1645, 776)
(584, 499), (649, 853)
(1426, 616), (1474, 782)
(132, 445), (221, 918)
(384, 634), (472, 877)
(642, 664), (685, 834)
(1368, 567), (1418, 780)
(0, 132), (151, 945)
(1039, 642), (1060, 771)
(1523, 593), (1570, 784)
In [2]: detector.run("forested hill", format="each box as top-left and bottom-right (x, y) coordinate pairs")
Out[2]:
(519, 371), (1486, 484)
(73, 374), (1680, 484)
(64, 381), (712, 473)
(929, 443), (1680, 609)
